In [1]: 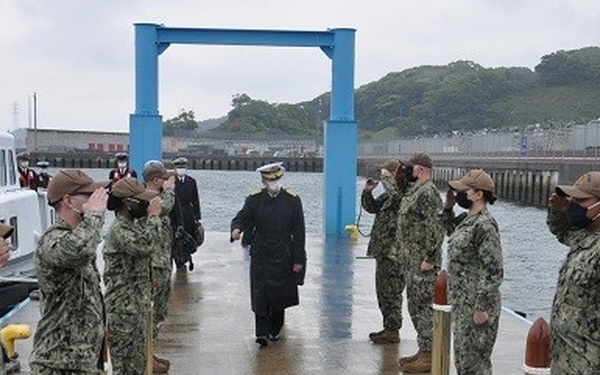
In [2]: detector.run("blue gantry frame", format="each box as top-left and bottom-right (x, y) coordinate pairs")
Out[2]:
(130, 24), (357, 236)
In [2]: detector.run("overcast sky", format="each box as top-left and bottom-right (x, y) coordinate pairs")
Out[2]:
(1, 0), (599, 133)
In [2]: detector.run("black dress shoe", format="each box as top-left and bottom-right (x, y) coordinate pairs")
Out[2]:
(268, 333), (279, 342)
(255, 336), (268, 347)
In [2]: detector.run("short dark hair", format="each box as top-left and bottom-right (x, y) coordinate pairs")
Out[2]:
(482, 190), (497, 205)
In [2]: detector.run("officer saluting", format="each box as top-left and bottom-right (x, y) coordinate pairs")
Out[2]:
(230, 162), (306, 347)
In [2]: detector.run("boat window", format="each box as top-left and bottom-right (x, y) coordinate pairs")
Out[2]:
(0, 150), (6, 186)
(8, 216), (18, 248)
(7, 150), (16, 186)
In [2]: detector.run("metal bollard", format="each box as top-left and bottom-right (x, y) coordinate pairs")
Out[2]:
(432, 270), (451, 375)
(523, 317), (551, 375)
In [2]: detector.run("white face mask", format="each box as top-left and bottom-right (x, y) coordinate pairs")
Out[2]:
(265, 181), (281, 193)
(20, 161), (29, 168)
(175, 168), (187, 176)
(380, 168), (392, 178)
(117, 162), (127, 169)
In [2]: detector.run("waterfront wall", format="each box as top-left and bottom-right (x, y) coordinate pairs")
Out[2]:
(34, 152), (597, 207)
(33, 152), (324, 173)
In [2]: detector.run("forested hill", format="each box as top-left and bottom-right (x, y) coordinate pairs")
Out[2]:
(212, 47), (600, 139)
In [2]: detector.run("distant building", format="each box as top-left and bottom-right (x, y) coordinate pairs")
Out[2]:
(11, 128), (129, 153)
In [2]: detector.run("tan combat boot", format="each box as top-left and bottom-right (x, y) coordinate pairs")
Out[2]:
(370, 328), (400, 344)
(398, 350), (422, 366)
(153, 356), (169, 374)
(368, 329), (385, 340)
(153, 354), (171, 369)
(399, 350), (431, 374)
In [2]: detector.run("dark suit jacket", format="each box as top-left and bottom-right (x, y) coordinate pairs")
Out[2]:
(175, 175), (201, 235)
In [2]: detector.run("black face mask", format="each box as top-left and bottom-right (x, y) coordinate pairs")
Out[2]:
(129, 200), (149, 219)
(456, 191), (473, 209)
(565, 202), (593, 229)
(404, 166), (418, 183)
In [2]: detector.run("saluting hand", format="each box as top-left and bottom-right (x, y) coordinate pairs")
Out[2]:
(549, 192), (569, 212)
(364, 179), (378, 193)
(147, 197), (162, 217)
(83, 187), (108, 214)
(445, 188), (456, 209)
(163, 176), (175, 191)
(0, 239), (13, 268)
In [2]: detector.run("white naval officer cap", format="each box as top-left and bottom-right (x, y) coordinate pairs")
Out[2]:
(256, 162), (285, 181)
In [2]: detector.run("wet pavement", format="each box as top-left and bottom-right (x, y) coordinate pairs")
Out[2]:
(3, 232), (531, 374)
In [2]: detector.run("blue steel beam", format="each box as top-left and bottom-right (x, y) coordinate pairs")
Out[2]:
(156, 27), (335, 48)
(130, 24), (356, 237)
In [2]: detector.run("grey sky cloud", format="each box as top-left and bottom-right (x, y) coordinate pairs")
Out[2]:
(1, 0), (599, 133)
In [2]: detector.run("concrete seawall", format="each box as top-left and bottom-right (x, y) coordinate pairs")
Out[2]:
(34, 152), (599, 207)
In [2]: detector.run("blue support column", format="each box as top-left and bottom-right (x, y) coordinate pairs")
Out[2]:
(130, 23), (163, 175)
(324, 29), (357, 236)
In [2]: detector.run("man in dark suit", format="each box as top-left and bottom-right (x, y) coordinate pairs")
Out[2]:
(172, 156), (201, 246)
(230, 162), (306, 347)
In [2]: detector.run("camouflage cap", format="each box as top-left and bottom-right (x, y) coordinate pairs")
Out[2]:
(379, 159), (401, 173)
(449, 169), (495, 193)
(256, 162), (285, 181)
(556, 172), (600, 199)
(47, 169), (109, 205)
(143, 161), (170, 181)
(0, 223), (14, 239)
(401, 153), (432, 168)
(110, 177), (158, 201)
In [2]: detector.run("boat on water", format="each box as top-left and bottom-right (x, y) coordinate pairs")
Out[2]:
(0, 131), (54, 317)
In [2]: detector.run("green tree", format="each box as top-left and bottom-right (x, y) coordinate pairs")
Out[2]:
(163, 109), (198, 135)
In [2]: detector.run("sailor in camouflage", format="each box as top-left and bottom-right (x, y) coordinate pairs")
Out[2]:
(362, 159), (408, 344)
(104, 177), (164, 375)
(395, 153), (444, 374)
(29, 170), (108, 375)
(442, 170), (503, 375)
(547, 172), (600, 374)
(0, 223), (15, 375)
(143, 161), (177, 371)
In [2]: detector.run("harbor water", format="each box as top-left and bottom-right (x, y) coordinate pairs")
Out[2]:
(70, 168), (565, 320)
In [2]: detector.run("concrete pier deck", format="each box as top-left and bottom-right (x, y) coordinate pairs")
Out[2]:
(2, 233), (531, 374)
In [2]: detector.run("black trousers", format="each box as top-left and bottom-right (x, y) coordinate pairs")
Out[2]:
(255, 308), (285, 337)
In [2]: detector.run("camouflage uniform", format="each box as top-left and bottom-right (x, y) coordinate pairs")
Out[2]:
(103, 215), (162, 375)
(547, 208), (600, 374)
(362, 177), (406, 330)
(29, 214), (105, 375)
(442, 207), (503, 375)
(395, 179), (443, 352)
(152, 188), (175, 338)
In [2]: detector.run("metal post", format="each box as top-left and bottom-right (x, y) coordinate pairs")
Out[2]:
(523, 317), (550, 375)
(432, 270), (451, 375)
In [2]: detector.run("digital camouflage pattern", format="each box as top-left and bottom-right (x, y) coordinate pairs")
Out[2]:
(153, 188), (175, 335)
(361, 176), (407, 330)
(442, 207), (503, 375)
(103, 215), (162, 375)
(547, 208), (600, 374)
(394, 179), (443, 352)
(361, 176), (406, 260)
(29, 213), (105, 374)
